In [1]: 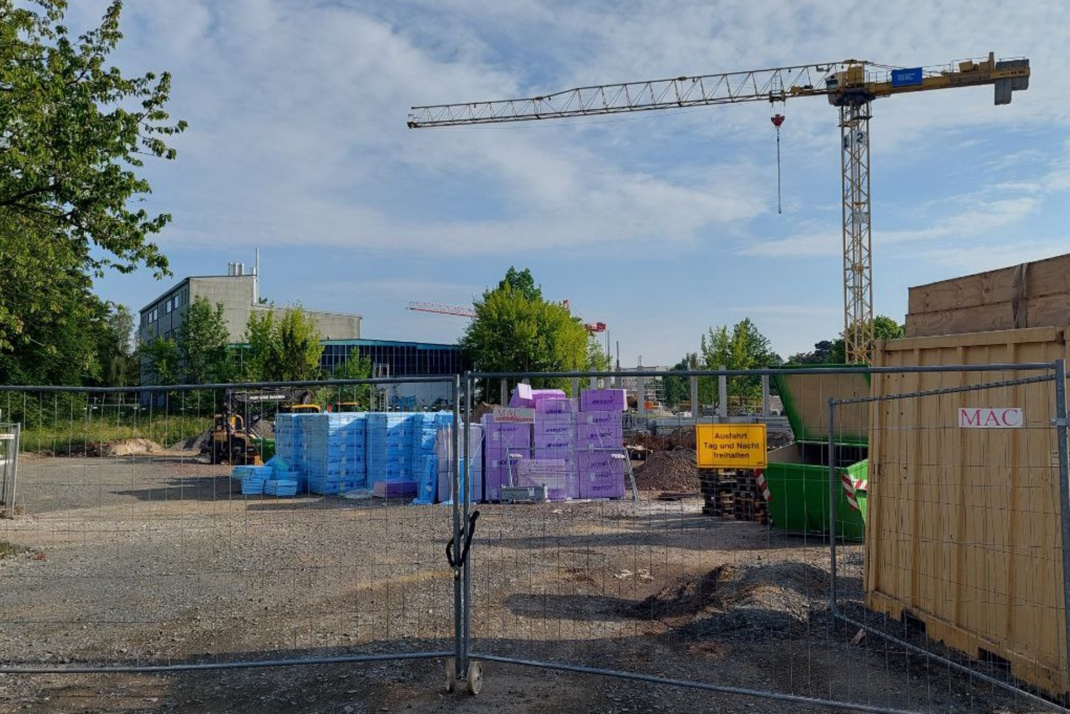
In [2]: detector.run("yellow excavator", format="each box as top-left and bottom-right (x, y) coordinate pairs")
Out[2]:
(207, 388), (320, 465)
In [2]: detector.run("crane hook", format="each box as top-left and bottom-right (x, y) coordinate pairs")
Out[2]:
(771, 113), (785, 214)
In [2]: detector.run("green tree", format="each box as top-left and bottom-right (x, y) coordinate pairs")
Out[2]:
(0, 255), (112, 385)
(94, 303), (138, 387)
(661, 353), (698, 409)
(0, 2), (185, 363)
(698, 319), (780, 409)
(585, 336), (611, 372)
(498, 266), (542, 302)
(322, 349), (374, 408)
(791, 316), (905, 365)
(460, 269), (590, 392)
(243, 306), (323, 382)
(177, 297), (230, 384)
(142, 337), (179, 386)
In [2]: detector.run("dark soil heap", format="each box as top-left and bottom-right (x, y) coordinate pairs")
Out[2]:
(633, 448), (699, 493)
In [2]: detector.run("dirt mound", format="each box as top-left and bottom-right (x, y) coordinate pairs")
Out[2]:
(89, 439), (165, 457)
(634, 448), (699, 493)
(633, 562), (828, 636)
(171, 429), (212, 452)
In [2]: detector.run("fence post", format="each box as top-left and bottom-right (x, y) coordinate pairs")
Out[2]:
(451, 374), (463, 675)
(762, 375), (771, 417)
(828, 397), (838, 617)
(718, 366), (728, 420)
(1053, 359), (1070, 679)
(571, 377), (579, 399)
(690, 376), (699, 426)
(462, 373), (474, 678)
(499, 379), (507, 406)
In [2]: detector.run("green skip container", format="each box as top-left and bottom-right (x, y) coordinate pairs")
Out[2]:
(765, 369), (869, 542)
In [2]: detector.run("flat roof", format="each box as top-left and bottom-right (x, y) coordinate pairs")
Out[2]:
(321, 338), (458, 350)
(139, 274), (362, 319)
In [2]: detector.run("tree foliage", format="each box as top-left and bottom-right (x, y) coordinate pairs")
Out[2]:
(142, 336), (179, 386)
(177, 297), (230, 384)
(322, 349), (374, 408)
(0, 0), (184, 379)
(697, 319), (780, 408)
(94, 303), (138, 387)
(460, 269), (590, 392)
(661, 353), (698, 410)
(243, 306), (323, 383)
(788, 316), (905, 365)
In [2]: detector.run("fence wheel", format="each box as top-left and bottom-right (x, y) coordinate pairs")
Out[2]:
(466, 661), (483, 695)
(445, 658), (457, 693)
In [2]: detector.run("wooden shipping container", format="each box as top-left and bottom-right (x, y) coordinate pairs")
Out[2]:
(868, 326), (1070, 699)
(905, 253), (1070, 338)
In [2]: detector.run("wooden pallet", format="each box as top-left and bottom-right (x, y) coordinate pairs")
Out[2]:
(699, 470), (768, 525)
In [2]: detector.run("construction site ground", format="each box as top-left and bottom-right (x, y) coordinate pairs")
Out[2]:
(0, 453), (1051, 714)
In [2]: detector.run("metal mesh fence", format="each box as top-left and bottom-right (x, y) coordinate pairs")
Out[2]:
(0, 380), (458, 673)
(831, 367), (1069, 712)
(461, 367), (1070, 713)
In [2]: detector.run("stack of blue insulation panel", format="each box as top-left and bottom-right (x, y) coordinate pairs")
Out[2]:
(301, 413), (367, 495)
(235, 465), (272, 495)
(366, 413), (414, 488)
(274, 414), (301, 463)
(264, 479), (299, 497)
(265, 456), (307, 493)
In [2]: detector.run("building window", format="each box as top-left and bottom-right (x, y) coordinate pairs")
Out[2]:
(165, 298), (172, 314)
(149, 308), (158, 322)
(174, 292), (182, 308)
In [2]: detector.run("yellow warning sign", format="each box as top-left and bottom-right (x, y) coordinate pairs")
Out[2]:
(695, 424), (768, 469)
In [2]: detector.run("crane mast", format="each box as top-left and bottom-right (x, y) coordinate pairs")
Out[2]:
(409, 54), (1029, 363)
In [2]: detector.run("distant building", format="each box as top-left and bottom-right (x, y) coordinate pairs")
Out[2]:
(138, 263), (465, 407)
(138, 262), (361, 348)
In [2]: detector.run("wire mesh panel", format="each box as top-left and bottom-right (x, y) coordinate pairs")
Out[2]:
(832, 366), (1070, 712)
(463, 368), (1070, 713)
(0, 380), (458, 673)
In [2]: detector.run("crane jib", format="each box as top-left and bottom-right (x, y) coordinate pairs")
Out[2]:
(407, 53), (1030, 364)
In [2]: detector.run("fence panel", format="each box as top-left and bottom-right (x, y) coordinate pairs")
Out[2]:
(832, 366), (1070, 712)
(0, 380), (459, 675)
(462, 367), (1070, 713)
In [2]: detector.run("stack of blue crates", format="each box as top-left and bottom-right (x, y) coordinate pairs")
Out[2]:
(366, 413), (414, 488)
(302, 413), (367, 495)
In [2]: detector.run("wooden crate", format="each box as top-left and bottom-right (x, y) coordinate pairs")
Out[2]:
(906, 253), (1070, 338)
(868, 327), (1070, 699)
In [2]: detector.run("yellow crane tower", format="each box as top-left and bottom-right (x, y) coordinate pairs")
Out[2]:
(408, 53), (1030, 364)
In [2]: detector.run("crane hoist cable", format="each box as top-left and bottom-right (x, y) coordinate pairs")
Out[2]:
(770, 113), (785, 214)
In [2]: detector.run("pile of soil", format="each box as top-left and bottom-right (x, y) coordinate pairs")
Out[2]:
(633, 561), (828, 637)
(633, 448), (699, 492)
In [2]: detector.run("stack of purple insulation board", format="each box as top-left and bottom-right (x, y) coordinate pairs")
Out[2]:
(483, 386), (628, 502)
(482, 415), (531, 502)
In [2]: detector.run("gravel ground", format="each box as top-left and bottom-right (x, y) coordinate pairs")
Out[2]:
(0, 455), (1056, 713)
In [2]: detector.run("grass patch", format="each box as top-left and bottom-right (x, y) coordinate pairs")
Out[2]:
(18, 416), (208, 453)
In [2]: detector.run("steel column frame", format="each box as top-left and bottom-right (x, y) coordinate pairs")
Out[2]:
(840, 102), (873, 365)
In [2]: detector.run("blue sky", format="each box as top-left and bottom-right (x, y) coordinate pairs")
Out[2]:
(83, 0), (1070, 366)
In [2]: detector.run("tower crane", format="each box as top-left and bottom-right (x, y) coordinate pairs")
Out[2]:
(409, 299), (606, 334)
(408, 53), (1030, 363)
(407, 301), (477, 318)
